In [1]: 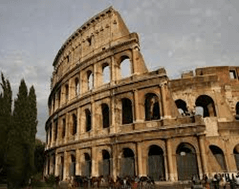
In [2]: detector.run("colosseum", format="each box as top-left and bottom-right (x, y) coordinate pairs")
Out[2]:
(44, 7), (239, 182)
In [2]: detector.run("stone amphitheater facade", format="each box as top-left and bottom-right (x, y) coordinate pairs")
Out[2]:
(44, 7), (239, 182)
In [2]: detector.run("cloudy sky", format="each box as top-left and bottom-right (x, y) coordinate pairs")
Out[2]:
(0, 0), (238, 141)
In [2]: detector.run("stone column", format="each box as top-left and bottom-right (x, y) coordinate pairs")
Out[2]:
(63, 151), (68, 180)
(110, 94), (116, 134)
(137, 142), (146, 176)
(166, 138), (174, 181)
(133, 89), (141, 122)
(160, 83), (171, 119)
(76, 149), (81, 175)
(198, 136), (209, 176)
(55, 153), (59, 176)
(92, 147), (99, 176)
(110, 56), (116, 84)
(112, 143), (119, 180)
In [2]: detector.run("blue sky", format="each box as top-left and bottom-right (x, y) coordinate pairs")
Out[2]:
(0, 0), (238, 141)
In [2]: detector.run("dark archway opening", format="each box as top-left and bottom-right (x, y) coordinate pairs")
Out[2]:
(234, 145), (239, 171)
(195, 95), (216, 117)
(122, 98), (133, 124)
(209, 145), (227, 171)
(85, 109), (91, 132)
(236, 102), (239, 120)
(176, 143), (199, 180)
(102, 104), (110, 128)
(72, 114), (77, 135)
(69, 155), (76, 177)
(175, 99), (189, 116)
(120, 148), (135, 177)
(148, 145), (165, 181)
(145, 93), (160, 121)
(83, 153), (91, 177)
(99, 150), (111, 177)
(59, 156), (64, 180)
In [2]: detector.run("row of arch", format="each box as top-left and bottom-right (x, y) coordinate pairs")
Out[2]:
(47, 143), (239, 181)
(50, 56), (132, 113)
(175, 95), (238, 119)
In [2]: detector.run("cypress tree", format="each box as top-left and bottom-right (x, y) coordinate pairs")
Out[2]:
(0, 73), (12, 178)
(7, 79), (29, 188)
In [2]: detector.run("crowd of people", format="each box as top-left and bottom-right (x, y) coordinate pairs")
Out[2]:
(191, 172), (239, 189)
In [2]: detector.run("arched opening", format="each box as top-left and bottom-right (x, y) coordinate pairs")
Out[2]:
(102, 104), (110, 128)
(120, 148), (135, 177)
(176, 143), (199, 180)
(71, 114), (77, 135)
(120, 56), (131, 78)
(54, 120), (58, 141)
(75, 78), (80, 97)
(236, 102), (239, 120)
(175, 99), (189, 116)
(195, 95), (216, 117)
(87, 71), (93, 90)
(102, 63), (110, 84)
(99, 150), (111, 177)
(145, 93), (160, 121)
(69, 154), (76, 177)
(59, 156), (64, 180)
(148, 145), (165, 181)
(82, 153), (91, 177)
(234, 145), (239, 170)
(85, 109), (91, 132)
(65, 84), (69, 103)
(58, 90), (61, 108)
(209, 145), (227, 171)
(49, 124), (52, 145)
(122, 98), (133, 124)
(62, 118), (66, 139)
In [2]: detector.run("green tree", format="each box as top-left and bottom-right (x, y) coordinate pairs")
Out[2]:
(34, 139), (45, 174)
(0, 73), (12, 180)
(6, 80), (38, 188)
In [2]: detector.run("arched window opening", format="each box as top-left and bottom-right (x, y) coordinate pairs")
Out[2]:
(69, 154), (76, 177)
(58, 90), (61, 108)
(234, 145), (239, 170)
(102, 104), (110, 128)
(122, 98), (133, 124)
(65, 84), (69, 103)
(120, 148), (135, 177)
(236, 102), (239, 120)
(209, 145), (227, 171)
(120, 56), (131, 78)
(53, 96), (55, 111)
(71, 114), (77, 135)
(195, 95), (216, 117)
(175, 99), (189, 116)
(54, 120), (58, 141)
(102, 64), (110, 83)
(100, 150), (111, 177)
(62, 118), (66, 139)
(145, 93), (160, 121)
(85, 109), (91, 132)
(75, 78), (80, 97)
(148, 145), (165, 181)
(59, 156), (64, 180)
(176, 143), (198, 180)
(87, 71), (93, 90)
(83, 153), (92, 177)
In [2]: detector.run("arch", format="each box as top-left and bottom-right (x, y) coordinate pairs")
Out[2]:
(236, 102), (239, 120)
(54, 120), (58, 141)
(100, 150), (111, 177)
(102, 63), (110, 84)
(120, 148), (135, 177)
(71, 114), (77, 135)
(59, 156), (64, 180)
(195, 95), (216, 117)
(87, 70), (93, 90)
(69, 154), (76, 177)
(148, 145), (165, 181)
(65, 84), (69, 103)
(176, 143), (199, 180)
(209, 145), (227, 171)
(101, 104), (110, 128)
(145, 93), (160, 121)
(85, 109), (91, 132)
(75, 77), (80, 96)
(175, 99), (189, 116)
(58, 90), (61, 108)
(234, 144), (239, 170)
(120, 56), (131, 78)
(83, 153), (92, 177)
(122, 98), (133, 124)
(62, 118), (66, 139)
